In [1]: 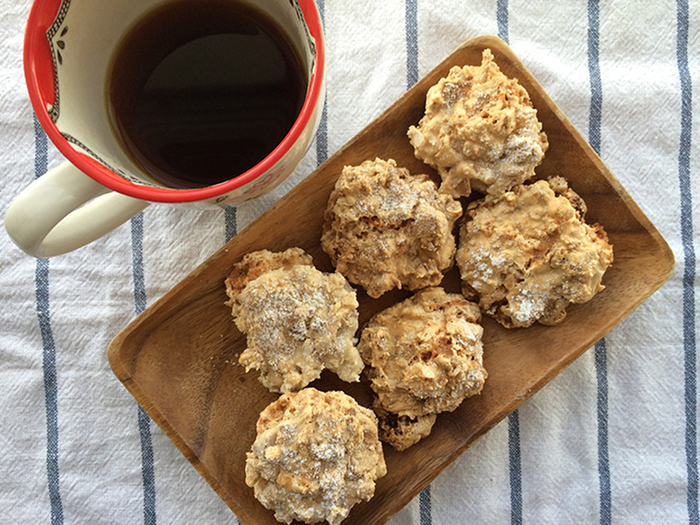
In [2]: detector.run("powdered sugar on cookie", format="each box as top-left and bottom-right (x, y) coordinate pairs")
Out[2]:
(225, 248), (363, 393)
(246, 388), (386, 525)
(456, 177), (614, 328)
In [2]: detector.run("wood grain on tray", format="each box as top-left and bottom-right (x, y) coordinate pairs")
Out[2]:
(107, 35), (674, 525)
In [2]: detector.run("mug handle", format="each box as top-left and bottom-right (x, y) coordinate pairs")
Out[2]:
(5, 162), (150, 257)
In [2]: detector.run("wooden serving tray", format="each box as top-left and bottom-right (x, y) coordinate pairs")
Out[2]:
(108, 35), (674, 525)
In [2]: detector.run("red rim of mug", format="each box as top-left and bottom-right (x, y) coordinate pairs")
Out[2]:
(23, 0), (326, 203)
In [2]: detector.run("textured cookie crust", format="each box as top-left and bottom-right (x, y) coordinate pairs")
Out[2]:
(456, 177), (614, 328)
(226, 249), (363, 393)
(321, 158), (462, 298)
(225, 247), (313, 300)
(359, 287), (487, 423)
(246, 388), (387, 525)
(407, 49), (548, 198)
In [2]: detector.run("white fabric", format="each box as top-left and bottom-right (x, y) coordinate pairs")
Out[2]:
(1, 1), (699, 524)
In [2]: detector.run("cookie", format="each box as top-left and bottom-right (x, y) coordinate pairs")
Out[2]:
(456, 177), (614, 328)
(358, 287), (487, 448)
(321, 158), (462, 298)
(408, 49), (548, 198)
(246, 388), (387, 525)
(226, 249), (363, 393)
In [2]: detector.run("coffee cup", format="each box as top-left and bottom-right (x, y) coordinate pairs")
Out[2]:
(6, 0), (325, 257)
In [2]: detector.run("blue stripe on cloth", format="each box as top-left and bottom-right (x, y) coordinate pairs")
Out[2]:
(419, 484), (432, 525)
(594, 340), (611, 524)
(316, 0), (324, 22)
(33, 115), (64, 525)
(34, 114), (48, 176)
(316, 0), (328, 169)
(587, 2), (612, 523)
(496, 6), (523, 525)
(676, 1), (698, 523)
(405, 2), (431, 522)
(587, 0), (602, 155)
(405, 0), (418, 89)
(497, 0), (509, 45)
(225, 207), (237, 242)
(130, 212), (157, 524)
(131, 213), (147, 316)
(316, 98), (328, 167)
(508, 410), (522, 525)
(138, 406), (156, 524)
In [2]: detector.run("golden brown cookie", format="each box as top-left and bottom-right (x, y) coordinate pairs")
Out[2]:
(225, 249), (363, 393)
(321, 158), (462, 298)
(407, 49), (548, 198)
(358, 287), (487, 449)
(246, 388), (387, 525)
(456, 177), (614, 328)
(225, 247), (313, 300)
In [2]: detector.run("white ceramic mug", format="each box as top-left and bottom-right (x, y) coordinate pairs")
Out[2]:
(6, 0), (325, 257)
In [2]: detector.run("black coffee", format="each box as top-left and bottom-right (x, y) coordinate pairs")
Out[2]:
(108, 0), (307, 188)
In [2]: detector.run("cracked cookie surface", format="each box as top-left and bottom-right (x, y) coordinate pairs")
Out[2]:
(321, 158), (462, 298)
(456, 177), (614, 328)
(408, 48), (548, 198)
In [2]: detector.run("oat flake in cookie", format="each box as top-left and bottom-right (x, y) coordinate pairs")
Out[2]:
(225, 248), (364, 393)
(407, 49), (548, 198)
(456, 177), (614, 328)
(358, 287), (487, 450)
(321, 158), (462, 298)
(246, 388), (387, 525)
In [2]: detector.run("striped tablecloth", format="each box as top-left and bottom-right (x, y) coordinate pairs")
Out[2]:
(1, 1), (698, 524)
